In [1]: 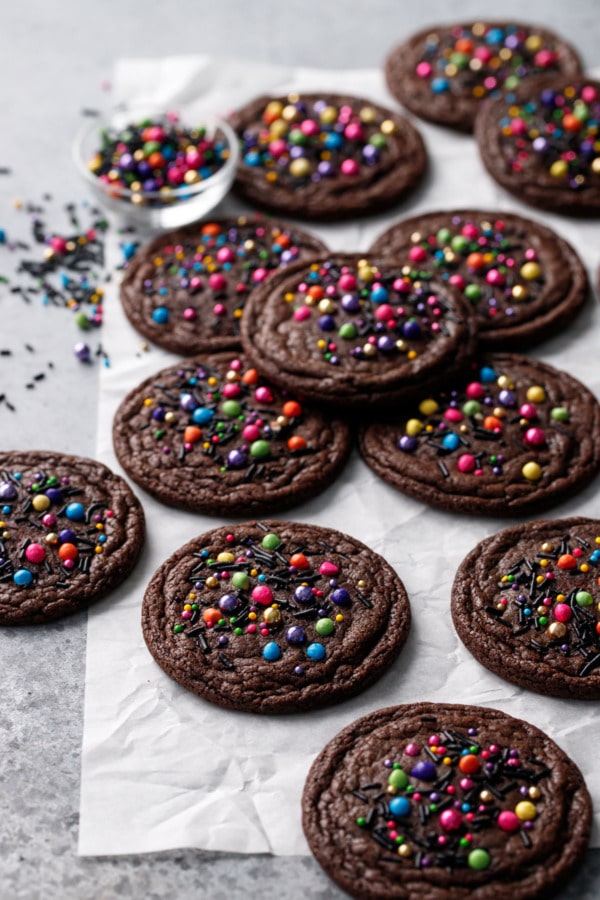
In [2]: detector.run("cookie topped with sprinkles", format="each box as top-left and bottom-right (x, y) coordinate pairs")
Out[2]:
(302, 702), (591, 899)
(0, 450), (144, 625)
(358, 353), (600, 516)
(142, 520), (411, 714)
(385, 21), (582, 132)
(370, 209), (589, 349)
(241, 253), (478, 409)
(112, 352), (352, 515)
(476, 77), (600, 215)
(453, 517), (600, 699)
(119, 215), (327, 356)
(230, 93), (427, 220)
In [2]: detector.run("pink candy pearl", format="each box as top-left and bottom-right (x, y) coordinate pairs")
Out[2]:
(439, 809), (462, 832)
(167, 167), (184, 185)
(255, 386), (273, 403)
(405, 742), (420, 756)
(466, 382), (484, 399)
(183, 307), (196, 321)
(42, 513), (57, 527)
(525, 427), (546, 446)
(243, 425), (260, 441)
(534, 49), (556, 67)
(416, 61), (432, 78)
(50, 236), (67, 254)
(461, 224), (479, 239)
(268, 139), (287, 158)
(209, 273), (227, 291)
(25, 543), (46, 564)
(474, 46), (493, 63)
(344, 123), (364, 141)
(251, 585), (274, 606)
(319, 561), (339, 576)
(409, 246), (427, 262)
(519, 403), (537, 419)
(498, 811), (520, 832)
(294, 306), (311, 322)
(338, 274), (357, 291)
(186, 149), (202, 168)
(449, 274), (466, 289)
(223, 383), (240, 398)
(486, 269), (505, 286)
(190, 276), (203, 291)
(510, 118), (527, 135)
(582, 85), (597, 103)
(444, 408), (463, 423)
(341, 159), (360, 176)
(253, 268), (268, 283)
(393, 278), (411, 293)
(217, 247), (236, 264)
(459, 778), (473, 790)
(213, 303), (226, 316)
(375, 304), (395, 321)
(300, 119), (319, 136)
(554, 603), (573, 623)
(457, 453), (476, 473)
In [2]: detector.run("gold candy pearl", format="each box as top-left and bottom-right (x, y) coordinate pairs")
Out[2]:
(512, 285), (528, 301)
(460, 424), (469, 433)
(410, 231), (422, 243)
(591, 158), (600, 174)
(318, 299), (335, 314)
(205, 576), (219, 588)
(131, 193), (144, 205)
(282, 104), (299, 122)
(398, 844), (412, 858)
(470, 58), (483, 71)
(262, 607), (281, 625)
(225, 370), (240, 382)
(493, 408), (506, 419)
(45, 533), (58, 545)
(357, 580), (366, 588)
(380, 119), (396, 135)
(525, 34), (543, 52)
(479, 790), (493, 803)
(401, 265), (412, 276)
(359, 106), (377, 123)
(264, 100), (284, 119)
(164, 411), (176, 424)
(276, 415), (289, 427)
(319, 105), (338, 125)
(363, 343), (377, 357)
(217, 551), (235, 563)
(445, 64), (458, 77)
(499, 48), (512, 61)
(497, 375), (512, 389)
(536, 605), (547, 616)
(133, 149), (145, 162)
(548, 622), (567, 638)
(244, 240), (256, 251)
(444, 251), (457, 264)
(529, 786), (542, 800)
(395, 340), (407, 351)
(270, 119), (288, 139)
(184, 170), (200, 184)
(541, 542), (554, 553)
(387, 785), (397, 795)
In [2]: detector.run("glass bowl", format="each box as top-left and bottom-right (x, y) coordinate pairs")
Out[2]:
(72, 109), (239, 230)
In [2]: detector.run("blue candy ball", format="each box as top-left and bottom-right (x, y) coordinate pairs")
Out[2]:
(389, 797), (411, 817)
(306, 642), (326, 661)
(152, 306), (170, 324)
(262, 642), (282, 661)
(13, 568), (33, 587)
(65, 502), (85, 522)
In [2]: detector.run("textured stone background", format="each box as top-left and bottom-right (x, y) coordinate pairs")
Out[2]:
(0, 1), (598, 897)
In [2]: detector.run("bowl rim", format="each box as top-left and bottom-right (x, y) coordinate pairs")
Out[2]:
(72, 109), (239, 203)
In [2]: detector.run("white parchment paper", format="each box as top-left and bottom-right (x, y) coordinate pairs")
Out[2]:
(79, 56), (600, 856)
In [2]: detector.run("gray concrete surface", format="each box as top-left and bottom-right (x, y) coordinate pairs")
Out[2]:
(1, 2), (599, 897)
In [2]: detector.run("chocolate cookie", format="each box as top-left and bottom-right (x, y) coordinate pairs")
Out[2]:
(453, 517), (600, 699)
(112, 352), (352, 515)
(370, 210), (589, 349)
(358, 353), (600, 516)
(385, 21), (582, 132)
(119, 215), (327, 356)
(0, 450), (144, 625)
(476, 77), (600, 215)
(240, 254), (478, 409)
(142, 520), (411, 714)
(230, 93), (427, 220)
(302, 702), (591, 899)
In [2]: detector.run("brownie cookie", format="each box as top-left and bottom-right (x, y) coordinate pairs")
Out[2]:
(302, 702), (591, 899)
(230, 93), (427, 220)
(113, 352), (352, 515)
(453, 517), (600, 699)
(476, 77), (600, 215)
(142, 520), (411, 714)
(370, 210), (589, 349)
(240, 254), (478, 409)
(0, 450), (144, 625)
(385, 21), (582, 132)
(358, 353), (600, 516)
(119, 215), (327, 356)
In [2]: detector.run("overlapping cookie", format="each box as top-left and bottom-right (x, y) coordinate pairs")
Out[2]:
(142, 521), (411, 714)
(358, 353), (600, 516)
(476, 77), (600, 215)
(241, 254), (478, 408)
(303, 702), (591, 899)
(385, 21), (582, 131)
(119, 215), (327, 355)
(113, 352), (352, 515)
(453, 517), (600, 699)
(230, 93), (427, 219)
(370, 209), (588, 349)
(0, 451), (144, 625)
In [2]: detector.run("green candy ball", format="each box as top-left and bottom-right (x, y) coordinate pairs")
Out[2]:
(250, 440), (270, 459)
(262, 533), (281, 550)
(315, 618), (335, 636)
(468, 849), (491, 870)
(222, 400), (242, 418)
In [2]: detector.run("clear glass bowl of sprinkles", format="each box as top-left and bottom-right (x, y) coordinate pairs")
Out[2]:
(73, 107), (238, 230)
